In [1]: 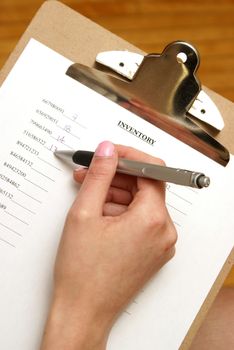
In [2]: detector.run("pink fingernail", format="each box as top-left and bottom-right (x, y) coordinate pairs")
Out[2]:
(95, 141), (114, 157)
(74, 165), (86, 172)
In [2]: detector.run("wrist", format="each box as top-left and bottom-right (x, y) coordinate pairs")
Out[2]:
(41, 294), (112, 350)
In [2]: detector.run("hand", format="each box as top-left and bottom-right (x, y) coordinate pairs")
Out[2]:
(41, 141), (177, 350)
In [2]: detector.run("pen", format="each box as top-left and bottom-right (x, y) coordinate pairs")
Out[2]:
(54, 150), (210, 189)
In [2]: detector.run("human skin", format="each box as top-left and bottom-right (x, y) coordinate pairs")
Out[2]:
(40, 141), (177, 350)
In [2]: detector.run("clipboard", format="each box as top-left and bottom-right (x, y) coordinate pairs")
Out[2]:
(0, 1), (233, 348)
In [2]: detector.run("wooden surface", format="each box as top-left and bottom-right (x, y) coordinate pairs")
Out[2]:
(0, 0), (234, 286)
(1, 0), (234, 101)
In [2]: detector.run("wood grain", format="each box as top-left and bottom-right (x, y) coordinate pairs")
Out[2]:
(0, 0), (233, 285)
(1, 0), (234, 100)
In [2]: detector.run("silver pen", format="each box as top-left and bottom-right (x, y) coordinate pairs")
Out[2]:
(54, 150), (210, 189)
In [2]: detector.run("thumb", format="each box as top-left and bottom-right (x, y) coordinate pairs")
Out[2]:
(72, 141), (118, 217)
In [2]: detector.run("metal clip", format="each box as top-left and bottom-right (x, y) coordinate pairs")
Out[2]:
(96, 48), (224, 131)
(66, 41), (229, 166)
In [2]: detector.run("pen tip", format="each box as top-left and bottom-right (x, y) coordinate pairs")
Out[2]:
(53, 150), (60, 157)
(52, 150), (74, 161)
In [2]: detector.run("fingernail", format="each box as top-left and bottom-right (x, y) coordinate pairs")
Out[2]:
(95, 141), (114, 157)
(74, 165), (86, 173)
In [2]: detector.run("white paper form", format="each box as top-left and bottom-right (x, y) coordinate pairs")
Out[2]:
(0, 39), (233, 349)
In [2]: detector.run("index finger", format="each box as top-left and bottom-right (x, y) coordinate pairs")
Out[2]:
(71, 141), (118, 218)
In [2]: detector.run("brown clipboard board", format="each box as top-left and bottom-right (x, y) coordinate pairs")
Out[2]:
(0, 1), (233, 348)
